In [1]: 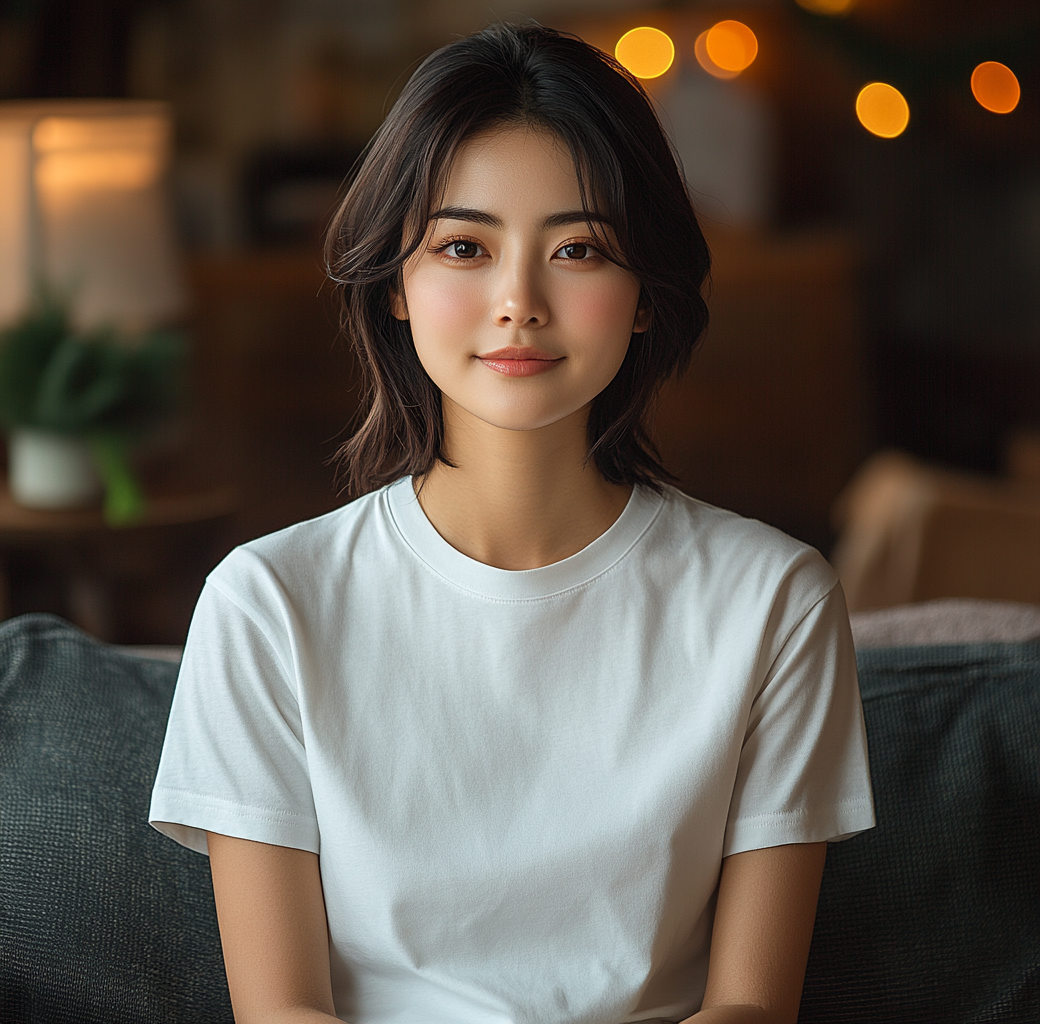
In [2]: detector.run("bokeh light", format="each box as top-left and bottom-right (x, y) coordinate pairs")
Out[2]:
(855, 82), (910, 138)
(615, 27), (675, 80)
(971, 62), (1020, 114)
(796, 0), (857, 14)
(705, 21), (758, 73)
(694, 31), (739, 80)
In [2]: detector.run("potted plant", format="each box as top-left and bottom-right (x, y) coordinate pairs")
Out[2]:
(0, 294), (185, 525)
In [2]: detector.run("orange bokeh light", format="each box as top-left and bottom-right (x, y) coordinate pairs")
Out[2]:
(614, 27), (675, 80)
(971, 62), (1020, 114)
(705, 20), (758, 73)
(694, 31), (739, 80)
(855, 82), (910, 138)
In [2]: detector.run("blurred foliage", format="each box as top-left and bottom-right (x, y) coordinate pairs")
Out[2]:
(0, 293), (186, 523)
(0, 294), (184, 435)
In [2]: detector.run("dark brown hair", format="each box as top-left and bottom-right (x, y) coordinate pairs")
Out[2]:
(325, 23), (710, 496)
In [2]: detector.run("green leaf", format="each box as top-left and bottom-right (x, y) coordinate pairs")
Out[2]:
(0, 299), (69, 429)
(34, 337), (130, 432)
(89, 433), (146, 526)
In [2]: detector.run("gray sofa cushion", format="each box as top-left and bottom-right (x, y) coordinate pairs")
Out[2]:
(800, 640), (1040, 1022)
(0, 613), (232, 1024)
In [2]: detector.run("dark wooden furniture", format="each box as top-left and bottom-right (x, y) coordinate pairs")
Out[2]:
(0, 480), (237, 643)
(655, 227), (869, 548)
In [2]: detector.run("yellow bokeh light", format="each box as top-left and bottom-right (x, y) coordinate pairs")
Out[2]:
(971, 62), (1020, 114)
(705, 21), (758, 73)
(856, 82), (910, 138)
(796, 0), (857, 14)
(615, 27), (675, 80)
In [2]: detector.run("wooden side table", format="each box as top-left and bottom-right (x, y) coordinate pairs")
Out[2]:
(0, 480), (238, 643)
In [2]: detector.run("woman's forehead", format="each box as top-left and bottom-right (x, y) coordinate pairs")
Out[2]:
(436, 126), (579, 208)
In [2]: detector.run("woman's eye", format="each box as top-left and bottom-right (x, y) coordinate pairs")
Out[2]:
(444, 240), (481, 259)
(556, 243), (592, 260)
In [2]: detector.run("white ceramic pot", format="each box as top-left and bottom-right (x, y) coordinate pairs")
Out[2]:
(7, 429), (103, 509)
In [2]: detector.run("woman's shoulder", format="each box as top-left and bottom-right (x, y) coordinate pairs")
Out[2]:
(652, 484), (838, 605)
(206, 481), (402, 602)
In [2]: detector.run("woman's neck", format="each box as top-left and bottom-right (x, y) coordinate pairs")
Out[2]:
(414, 400), (632, 571)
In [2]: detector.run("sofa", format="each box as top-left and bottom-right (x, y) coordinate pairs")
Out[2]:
(1, 603), (1038, 1023)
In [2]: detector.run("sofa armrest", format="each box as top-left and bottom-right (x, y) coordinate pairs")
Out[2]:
(850, 597), (1040, 649)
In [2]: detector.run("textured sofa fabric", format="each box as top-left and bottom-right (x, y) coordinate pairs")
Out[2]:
(800, 640), (1040, 1022)
(0, 614), (232, 1024)
(1, 614), (1038, 1023)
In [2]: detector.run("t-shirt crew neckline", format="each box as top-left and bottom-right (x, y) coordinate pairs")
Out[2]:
(387, 476), (665, 602)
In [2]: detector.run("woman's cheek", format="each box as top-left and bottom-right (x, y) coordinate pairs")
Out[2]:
(407, 273), (481, 343)
(566, 276), (641, 341)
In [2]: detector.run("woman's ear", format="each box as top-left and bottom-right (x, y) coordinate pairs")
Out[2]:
(389, 283), (409, 321)
(633, 299), (651, 334)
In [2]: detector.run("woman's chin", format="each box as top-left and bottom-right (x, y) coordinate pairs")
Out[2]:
(446, 398), (592, 438)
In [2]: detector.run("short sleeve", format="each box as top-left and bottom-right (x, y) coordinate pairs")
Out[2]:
(148, 578), (320, 856)
(723, 582), (875, 857)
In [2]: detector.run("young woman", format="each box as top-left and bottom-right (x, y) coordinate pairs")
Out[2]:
(150, 24), (873, 1024)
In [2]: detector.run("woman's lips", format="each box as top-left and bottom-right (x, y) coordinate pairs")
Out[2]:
(478, 347), (563, 377)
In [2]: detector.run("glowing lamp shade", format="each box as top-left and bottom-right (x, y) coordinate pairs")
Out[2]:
(971, 62), (1020, 114)
(704, 21), (758, 74)
(856, 83), (910, 138)
(0, 101), (184, 332)
(615, 27), (675, 80)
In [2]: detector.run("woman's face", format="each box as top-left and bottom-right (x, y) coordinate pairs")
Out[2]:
(396, 126), (646, 436)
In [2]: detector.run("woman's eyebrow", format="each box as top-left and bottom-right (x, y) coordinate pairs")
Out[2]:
(429, 206), (502, 227)
(542, 210), (611, 229)
(428, 206), (611, 229)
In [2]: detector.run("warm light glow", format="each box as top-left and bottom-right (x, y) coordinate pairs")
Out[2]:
(32, 116), (167, 192)
(705, 21), (758, 73)
(33, 116), (166, 153)
(614, 27), (675, 80)
(796, 0), (857, 14)
(694, 31), (739, 80)
(856, 82), (910, 138)
(35, 151), (161, 192)
(971, 62), (1020, 114)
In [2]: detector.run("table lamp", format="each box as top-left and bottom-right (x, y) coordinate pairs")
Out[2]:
(0, 100), (185, 333)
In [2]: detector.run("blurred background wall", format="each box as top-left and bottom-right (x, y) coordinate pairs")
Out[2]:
(0, 0), (1037, 641)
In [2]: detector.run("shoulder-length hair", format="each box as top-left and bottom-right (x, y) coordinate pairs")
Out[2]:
(325, 22), (710, 496)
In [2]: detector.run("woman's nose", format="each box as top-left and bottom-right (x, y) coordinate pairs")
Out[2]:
(492, 260), (549, 327)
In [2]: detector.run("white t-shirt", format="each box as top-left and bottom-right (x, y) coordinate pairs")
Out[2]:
(149, 478), (874, 1024)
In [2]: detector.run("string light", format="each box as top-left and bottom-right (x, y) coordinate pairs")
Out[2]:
(796, 0), (856, 14)
(971, 62), (1020, 114)
(615, 27), (675, 80)
(856, 82), (910, 138)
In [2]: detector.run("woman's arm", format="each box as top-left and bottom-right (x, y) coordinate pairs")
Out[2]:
(682, 841), (828, 1024)
(207, 831), (340, 1024)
